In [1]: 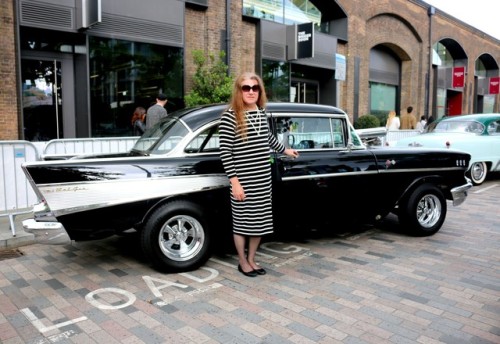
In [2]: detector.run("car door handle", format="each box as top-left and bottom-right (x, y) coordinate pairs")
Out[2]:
(279, 155), (296, 161)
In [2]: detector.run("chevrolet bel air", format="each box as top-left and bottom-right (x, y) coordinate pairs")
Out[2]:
(22, 103), (472, 272)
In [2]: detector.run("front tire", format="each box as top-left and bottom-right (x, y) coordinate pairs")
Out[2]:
(468, 161), (488, 185)
(398, 184), (447, 236)
(141, 200), (211, 272)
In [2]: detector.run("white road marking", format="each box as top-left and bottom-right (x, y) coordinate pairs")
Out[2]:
(85, 287), (136, 310)
(473, 183), (498, 193)
(21, 308), (87, 333)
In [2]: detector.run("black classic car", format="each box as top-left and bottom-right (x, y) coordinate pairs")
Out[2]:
(22, 103), (472, 272)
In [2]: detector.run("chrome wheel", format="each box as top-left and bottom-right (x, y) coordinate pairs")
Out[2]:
(159, 215), (205, 262)
(399, 184), (446, 236)
(141, 200), (212, 272)
(416, 194), (442, 228)
(469, 161), (487, 185)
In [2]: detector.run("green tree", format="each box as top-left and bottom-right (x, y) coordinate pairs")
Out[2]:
(184, 50), (233, 107)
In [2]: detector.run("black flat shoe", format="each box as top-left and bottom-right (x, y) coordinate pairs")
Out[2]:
(253, 268), (266, 275)
(238, 265), (257, 277)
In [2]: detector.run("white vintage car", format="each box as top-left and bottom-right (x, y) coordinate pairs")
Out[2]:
(396, 113), (500, 185)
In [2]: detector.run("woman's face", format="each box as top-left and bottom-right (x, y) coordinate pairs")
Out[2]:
(240, 78), (260, 108)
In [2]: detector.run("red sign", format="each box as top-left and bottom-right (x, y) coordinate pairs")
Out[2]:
(452, 66), (465, 88)
(489, 76), (500, 94)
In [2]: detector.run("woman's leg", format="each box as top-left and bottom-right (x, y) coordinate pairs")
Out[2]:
(233, 234), (252, 272)
(247, 236), (262, 270)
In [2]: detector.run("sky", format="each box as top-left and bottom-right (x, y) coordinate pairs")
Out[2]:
(423, 0), (500, 40)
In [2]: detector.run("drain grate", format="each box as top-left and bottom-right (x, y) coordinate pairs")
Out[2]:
(0, 248), (24, 261)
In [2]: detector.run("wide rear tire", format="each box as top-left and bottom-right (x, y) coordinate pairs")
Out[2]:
(141, 200), (211, 272)
(398, 184), (447, 236)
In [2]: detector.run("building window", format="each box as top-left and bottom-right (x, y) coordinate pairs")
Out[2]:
(262, 60), (290, 102)
(89, 37), (183, 137)
(369, 46), (400, 124)
(369, 82), (397, 124)
(242, 0), (326, 33)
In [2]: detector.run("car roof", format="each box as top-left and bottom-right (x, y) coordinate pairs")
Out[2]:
(177, 102), (347, 131)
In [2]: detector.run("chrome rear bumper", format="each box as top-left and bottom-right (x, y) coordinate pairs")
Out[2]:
(451, 179), (473, 206)
(22, 219), (70, 244)
(22, 200), (70, 244)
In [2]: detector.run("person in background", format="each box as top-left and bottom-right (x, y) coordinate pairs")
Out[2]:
(131, 106), (146, 136)
(145, 93), (168, 130)
(425, 114), (435, 128)
(219, 72), (299, 277)
(400, 106), (417, 129)
(386, 110), (400, 130)
(416, 115), (427, 131)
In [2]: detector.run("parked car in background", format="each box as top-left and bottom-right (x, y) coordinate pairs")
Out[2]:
(22, 103), (472, 272)
(395, 113), (500, 185)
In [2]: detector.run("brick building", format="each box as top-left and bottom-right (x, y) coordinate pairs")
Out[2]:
(0, 0), (499, 141)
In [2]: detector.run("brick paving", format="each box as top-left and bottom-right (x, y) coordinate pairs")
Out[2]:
(0, 180), (499, 344)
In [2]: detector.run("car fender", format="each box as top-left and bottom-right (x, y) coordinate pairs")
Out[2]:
(396, 175), (447, 209)
(140, 187), (230, 233)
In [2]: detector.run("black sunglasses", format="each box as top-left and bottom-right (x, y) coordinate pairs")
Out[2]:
(241, 85), (260, 92)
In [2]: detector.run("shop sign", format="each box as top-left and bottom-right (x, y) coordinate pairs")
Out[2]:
(287, 22), (314, 60)
(489, 76), (499, 94)
(335, 54), (346, 81)
(452, 66), (465, 88)
(296, 22), (314, 59)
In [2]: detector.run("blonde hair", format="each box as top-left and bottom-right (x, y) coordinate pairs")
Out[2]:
(226, 72), (268, 140)
(386, 110), (396, 128)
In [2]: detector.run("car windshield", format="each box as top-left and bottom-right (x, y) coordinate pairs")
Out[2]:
(428, 120), (484, 134)
(131, 117), (189, 154)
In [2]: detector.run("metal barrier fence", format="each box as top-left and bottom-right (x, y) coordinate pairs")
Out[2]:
(0, 141), (40, 236)
(385, 130), (422, 145)
(42, 136), (139, 160)
(1, 137), (139, 237)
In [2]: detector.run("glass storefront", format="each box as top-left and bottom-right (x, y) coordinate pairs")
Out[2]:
(20, 28), (85, 141)
(19, 28), (184, 139)
(21, 59), (62, 141)
(89, 37), (183, 137)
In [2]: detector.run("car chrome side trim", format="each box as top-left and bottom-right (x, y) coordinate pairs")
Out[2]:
(379, 166), (467, 173)
(38, 174), (229, 217)
(282, 166), (466, 181)
(282, 170), (378, 180)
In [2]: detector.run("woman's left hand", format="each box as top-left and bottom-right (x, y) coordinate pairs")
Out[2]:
(284, 148), (299, 158)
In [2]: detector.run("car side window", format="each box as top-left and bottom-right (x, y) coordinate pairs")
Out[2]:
(274, 116), (340, 149)
(487, 120), (500, 135)
(185, 124), (220, 153)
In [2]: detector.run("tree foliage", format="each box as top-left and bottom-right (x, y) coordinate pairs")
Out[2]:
(184, 50), (233, 107)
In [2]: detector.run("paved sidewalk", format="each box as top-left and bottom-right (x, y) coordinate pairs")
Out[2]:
(0, 212), (35, 249)
(0, 181), (499, 344)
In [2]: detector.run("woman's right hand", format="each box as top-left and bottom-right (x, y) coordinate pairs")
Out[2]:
(231, 178), (245, 201)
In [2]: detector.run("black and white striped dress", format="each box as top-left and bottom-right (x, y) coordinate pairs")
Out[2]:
(219, 108), (285, 236)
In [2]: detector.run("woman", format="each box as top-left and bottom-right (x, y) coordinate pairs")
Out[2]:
(219, 72), (299, 277)
(386, 110), (400, 130)
(131, 106), (146, 135)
